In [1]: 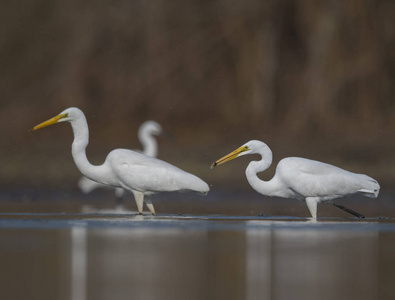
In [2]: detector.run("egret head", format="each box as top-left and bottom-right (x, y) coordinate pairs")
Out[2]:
(210, 141), (250, 169)
(210, 140), (269, 169)
(140, 120), (163, 136)
(29, 107), (83, 131)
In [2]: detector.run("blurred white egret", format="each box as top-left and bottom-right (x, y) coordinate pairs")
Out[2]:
(78, 120), (163, 207)
(211, 140), (380, 219)
(30, 107), (209, 215)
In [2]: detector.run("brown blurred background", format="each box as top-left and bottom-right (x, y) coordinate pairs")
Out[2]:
(0, 0), (394, 191)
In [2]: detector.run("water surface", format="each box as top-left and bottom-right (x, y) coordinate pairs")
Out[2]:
(0, 190), (394, 300)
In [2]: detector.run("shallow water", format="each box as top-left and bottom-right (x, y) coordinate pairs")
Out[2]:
(1, 190), (395, 300)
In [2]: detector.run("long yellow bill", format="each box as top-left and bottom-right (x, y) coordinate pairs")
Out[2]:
(29, 113), (68, 132)
(210, 146), (249, 169)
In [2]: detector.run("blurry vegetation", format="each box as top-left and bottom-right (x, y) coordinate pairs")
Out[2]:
(0, 0), (394, 188)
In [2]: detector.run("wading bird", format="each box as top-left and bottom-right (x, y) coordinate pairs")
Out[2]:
(211, 140), (379, 219)
(78, 120), (163, 200)
(30, 107), (209, 215)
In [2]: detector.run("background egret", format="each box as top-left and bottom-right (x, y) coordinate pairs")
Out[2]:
(211, 140), (380, 219)
(30, 107), (209, 215)
(78, 120), (163, 207)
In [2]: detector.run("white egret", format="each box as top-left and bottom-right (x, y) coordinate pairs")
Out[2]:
(78, 120), (163, 202)
(211, 140), (380, 219)
(30, 107), (209, 215)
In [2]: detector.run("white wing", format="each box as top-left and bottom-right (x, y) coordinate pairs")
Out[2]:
(277, 157), (380, 200)
(106, 149), (209, 194)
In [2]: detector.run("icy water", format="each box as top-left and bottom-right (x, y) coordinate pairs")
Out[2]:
(1, 190), (395, 300)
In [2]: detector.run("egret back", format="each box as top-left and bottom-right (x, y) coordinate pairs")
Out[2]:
(107, 149), (209, 194)
(276, 157), (380, 200)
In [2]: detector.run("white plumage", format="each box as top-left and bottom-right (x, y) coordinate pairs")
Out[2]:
(211, 140), (379, 218)
(78, 120), (162, 201)
(31, 107), (209, 215)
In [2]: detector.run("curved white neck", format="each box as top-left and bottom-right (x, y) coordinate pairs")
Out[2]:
(70, 116), (102, 181)
(245, 145), (282, 196)
(139, 131), (158, 157)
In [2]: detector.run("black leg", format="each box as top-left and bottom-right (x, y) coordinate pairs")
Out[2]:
(331, 203), (365, 219)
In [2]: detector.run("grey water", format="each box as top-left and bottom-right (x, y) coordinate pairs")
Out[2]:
(1, 190), (395, 300)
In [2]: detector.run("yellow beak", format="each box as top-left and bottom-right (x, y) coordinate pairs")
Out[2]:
(210, 146), (249, 169)
(29, 113), (67, 132)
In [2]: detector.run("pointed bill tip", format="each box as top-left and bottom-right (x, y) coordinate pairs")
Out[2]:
(28, 126), (39, 133)
(210, 146), (249, 169)
(28, 125), (40, 133)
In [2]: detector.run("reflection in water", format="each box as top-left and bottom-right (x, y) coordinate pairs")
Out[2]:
(84, 228), (212, 300)
(1, 217), (395, 300)
(246, 226), (272, 299)
(71, 227), (87, 300)
(246, 222), (378, 300)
